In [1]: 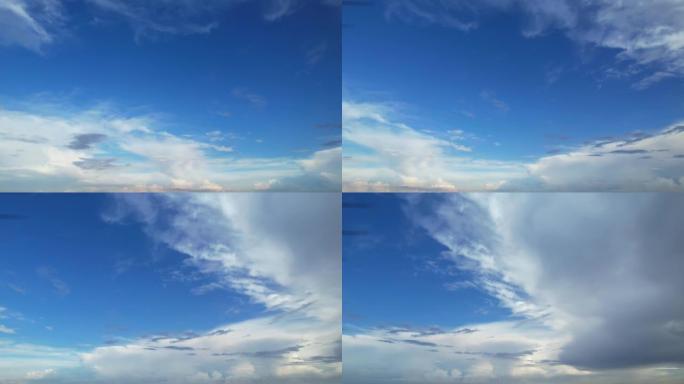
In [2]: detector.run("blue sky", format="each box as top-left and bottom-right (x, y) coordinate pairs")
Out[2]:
(342, 193), (684, 383)
(343, 0), (684, 191)
(343, 193), (509, 331)
(0, 193), (341, 383)
(0, 0), (341, 192)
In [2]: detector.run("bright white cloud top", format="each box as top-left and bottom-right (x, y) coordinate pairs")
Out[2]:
(0, 193), (341, 383)
(343, 193), (684, 384)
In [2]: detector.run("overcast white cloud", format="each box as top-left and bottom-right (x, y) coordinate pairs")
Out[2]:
(342, 99), (684, 191)
(0, 105), (340, 191)
(384, 0), (684, 88)
(345, 193), (684, 383)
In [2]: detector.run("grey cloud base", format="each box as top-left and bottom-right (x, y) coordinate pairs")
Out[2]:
(344, 193), (684, 384)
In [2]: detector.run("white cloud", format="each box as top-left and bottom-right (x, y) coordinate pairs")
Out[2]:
(362, 193), (684, 383)
(0, 193), (341, 383)
(87, 193), (342, 383)
(0, 324), (15, 334)
(0, 105), (340, 191)
(524, 124), (684, 191)
(344, 321), (587, 384)
(0, 0), (64, 52)
(342, 99), (684, 191)
(342, 100), (527, 191)
(0, 341), (81, 382)
(25, 368), (54, 380)
(81, 315), (340, 384)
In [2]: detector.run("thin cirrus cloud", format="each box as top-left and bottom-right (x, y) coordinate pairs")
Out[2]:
(0, 0), (328, 51)
(0, 193), (341, 383)
(342, 99), (684, 191)
(344, 193), (684, 384)
(384, 0), (684, 89)
(0, 105), (340, 191)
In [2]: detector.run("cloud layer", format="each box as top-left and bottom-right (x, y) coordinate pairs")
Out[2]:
(0, 193), (341, 383)
(342, 100), (684, 191)
(0, 106), (340, 191)
(343, 193), (684, 383)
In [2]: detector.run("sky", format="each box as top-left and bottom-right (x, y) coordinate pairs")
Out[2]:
(343, 0), (684, 192)
(343, 193), (684, 384)
(0, 0), (341, 192)
(0, 193), (341, 383)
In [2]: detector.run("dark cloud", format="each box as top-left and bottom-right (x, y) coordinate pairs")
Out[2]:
(163, 345), (194, 351)
(321, 138), (342, 148)
(409, 193), (684, 374)
(67, 133), (107, 150)
(609, 149), (649, 154)
(73, 158), (117, 170)
(402, 339), (438, 347)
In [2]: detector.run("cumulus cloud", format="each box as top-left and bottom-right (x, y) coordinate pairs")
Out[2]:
(343, 100), (526, 192)
(0, 105), (340, 191)
(80, 315), (341, 384)
(383, 0), (684, 88)
(524, 124), (684, 191)
(0, 194), (341, 383)
(89, 193), (341, 383)
(342, 99), (684, 191)
(344, 321), (586, 384)
(353, 193), (684, 383)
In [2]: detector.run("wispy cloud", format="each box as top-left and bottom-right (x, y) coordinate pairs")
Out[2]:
(0, 0), (65, 52)
(231, 87), (267, 108)
(382, 0), (684, 89)
(480, 90), (510, 112)
(36, 266), (70, 296)
(0, 0), (334, 51)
